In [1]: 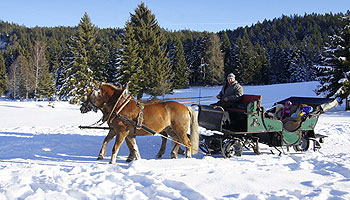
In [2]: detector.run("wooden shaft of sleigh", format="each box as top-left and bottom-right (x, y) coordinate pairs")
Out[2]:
(78, 126), (111, 130)
(117, 115), (158, 135)
(79, 115), (157, 135)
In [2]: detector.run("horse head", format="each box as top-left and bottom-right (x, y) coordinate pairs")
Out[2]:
(80, 81), (103, 113)
(80, 81), (129, 114)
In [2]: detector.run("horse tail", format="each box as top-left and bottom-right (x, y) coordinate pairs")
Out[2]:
(187, 106), (199, 155)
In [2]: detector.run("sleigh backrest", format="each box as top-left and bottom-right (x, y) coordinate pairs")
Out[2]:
(225, 94), (262, 113)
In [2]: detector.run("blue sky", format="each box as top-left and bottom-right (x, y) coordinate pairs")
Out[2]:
(0, 0), (349, 32)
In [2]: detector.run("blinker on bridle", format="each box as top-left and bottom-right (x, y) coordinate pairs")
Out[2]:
(82, 86), (101, 112)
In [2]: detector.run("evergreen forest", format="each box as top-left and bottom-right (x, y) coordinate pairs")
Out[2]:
(0, 4), (349, 103)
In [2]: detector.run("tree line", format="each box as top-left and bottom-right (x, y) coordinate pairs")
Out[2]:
(0, 4), (349, 104)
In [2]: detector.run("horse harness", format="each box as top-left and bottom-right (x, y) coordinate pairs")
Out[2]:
(103, 87), (145, 133)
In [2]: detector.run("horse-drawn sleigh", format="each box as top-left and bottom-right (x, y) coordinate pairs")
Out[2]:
(80, 82), (338, 163)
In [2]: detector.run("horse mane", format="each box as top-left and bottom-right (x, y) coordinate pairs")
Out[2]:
(102, 83), (122, 91)
(101, 83), (123, 101)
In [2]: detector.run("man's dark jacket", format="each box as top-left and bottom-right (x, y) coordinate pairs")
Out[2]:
(218, 81), (243, 102)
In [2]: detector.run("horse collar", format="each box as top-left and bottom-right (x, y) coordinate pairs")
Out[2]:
(107, 91), (132, 124)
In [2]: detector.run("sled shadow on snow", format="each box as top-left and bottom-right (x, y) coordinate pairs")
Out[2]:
(0, 131), (205, 164)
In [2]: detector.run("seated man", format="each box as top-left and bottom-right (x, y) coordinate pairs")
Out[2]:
(215, 73), (244, 108)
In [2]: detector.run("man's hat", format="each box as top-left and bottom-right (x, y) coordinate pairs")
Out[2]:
(227, 73), (235, 79)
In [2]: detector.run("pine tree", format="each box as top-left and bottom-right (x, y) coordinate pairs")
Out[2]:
(203, 33), (224, 85)
(56, 47), (73, 92)
(104, 35), (122, 83)
(172, 35), (188, 89)
(316, 13), (350, 106)
(59, 12), (100, 103)
(221, 32), (232, 76)
(46, 37), (60, 73)
(119, 23), (144, 98)
(91, 31), (107, 82)
(255, 43), (270, 85)
(288, 47), (305, 82)
(37, 65), (56, 99)
(187, 36), (207, 85)
(121, 3), (172, 98)
(229, 40), (242, 80)
(234, 31), (257, 84)
(288, 40), (318, 83)
(148, 37), (173, 97)
(0, 54), (8, 96)
(268, 39), (293, 84)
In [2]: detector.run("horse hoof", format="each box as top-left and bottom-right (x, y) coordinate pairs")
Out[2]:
(126, 156), (138, 162)
(97, 155), (104, 160)
(156, 154), (162, 158)
(171, 154), (178, 159)
(178, 148), (185, 155)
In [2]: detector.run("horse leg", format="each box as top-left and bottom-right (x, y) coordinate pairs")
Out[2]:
(176, 142), (185, 155)
(172, 125), (192, 158)
(156, 131), (168, 158)
(125, 134), (141, 162)
(110, 130), (128, 164)
(166, 131), (181, 159)
(184, 138), (192, 158)
(97, 129), (116, 160)
(157, 130), (185, 158)
(178, 133), (192, 158)
(171, 141), (181, 159)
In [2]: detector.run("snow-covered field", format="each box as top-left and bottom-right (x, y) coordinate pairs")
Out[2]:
(0, 81), (349, 200)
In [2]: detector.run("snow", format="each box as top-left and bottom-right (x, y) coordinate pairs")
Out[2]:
(1, 81), (349, 200)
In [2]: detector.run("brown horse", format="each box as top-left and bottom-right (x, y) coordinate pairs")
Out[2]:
(80, 86), (184, 161)
(80, 82), (199, 164)
(80, 86), (171, 162)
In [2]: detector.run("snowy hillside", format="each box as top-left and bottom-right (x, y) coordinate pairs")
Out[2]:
(0, 81), (349, 199)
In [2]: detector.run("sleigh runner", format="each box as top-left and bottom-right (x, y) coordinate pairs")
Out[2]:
(197, 95), (338, 157)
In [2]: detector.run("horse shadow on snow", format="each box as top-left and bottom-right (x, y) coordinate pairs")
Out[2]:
(0, 131), (197, 163)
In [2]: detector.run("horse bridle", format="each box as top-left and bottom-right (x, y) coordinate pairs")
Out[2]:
(81, 82), (132, 123)
(81, 84), (103, 113)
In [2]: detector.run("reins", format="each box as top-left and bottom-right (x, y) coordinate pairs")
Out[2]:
(138, 96), (214, 105)
(156, 95), (213, 101)
(117, 114), (208, 156)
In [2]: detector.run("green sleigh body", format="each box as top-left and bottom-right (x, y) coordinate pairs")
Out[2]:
(197, 95), (337, 157)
